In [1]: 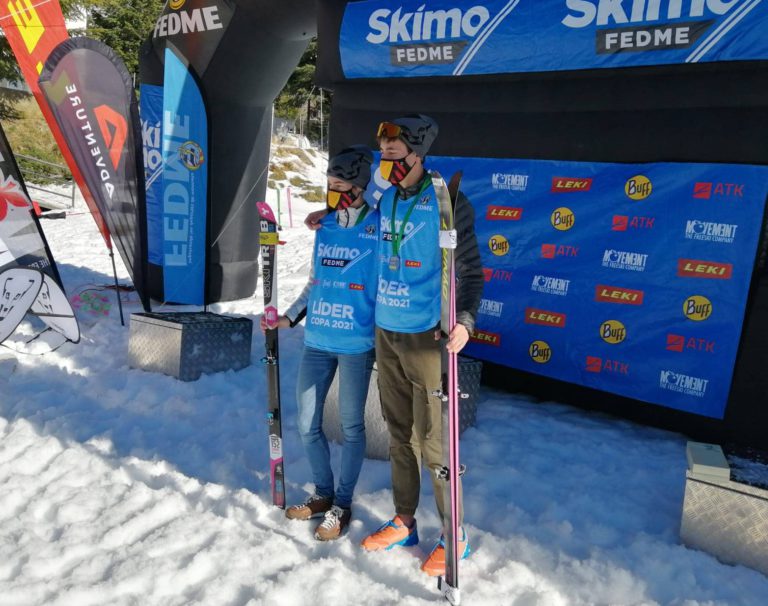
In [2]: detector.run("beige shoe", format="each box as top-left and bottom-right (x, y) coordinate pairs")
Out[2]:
(285, 494), (333, 520)
(314, 505), (351, 541)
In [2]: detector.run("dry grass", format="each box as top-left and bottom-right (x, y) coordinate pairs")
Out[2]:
(303, 186), (324, 203)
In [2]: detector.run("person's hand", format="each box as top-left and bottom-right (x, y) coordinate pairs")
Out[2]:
(260, 314), (290, 333)
(447, 323), (470, 354)
(305, 208), (329, 231)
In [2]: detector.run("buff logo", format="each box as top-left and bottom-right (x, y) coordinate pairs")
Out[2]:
(531, 275), (570, 296)
(479, 298), (504, 318)
(488, 235), (510, 256)
(600, 320), (626, 344)
(659, 370), (709, 398)
(492, 173), (529, 191)
(529, 340), (552, 363)
(685, 219), (737, 243)
(602, 249), (648, 272)
(153, 4), (223, 38)
(625, 175), (652, 200)
(562, 0), (737, 54)
(551, 207), (575, 231)
(684, 295), (713, 321)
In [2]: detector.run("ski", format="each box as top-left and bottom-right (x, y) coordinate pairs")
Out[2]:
(257, 201), (285, 509)
(432, 170), (464, 605)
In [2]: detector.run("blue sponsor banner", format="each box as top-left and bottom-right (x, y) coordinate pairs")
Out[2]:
(140, 83), (164, 266)
(161, 48), (208, 305)
(367, 156), (768, 419)
(340, 0), (768, 79)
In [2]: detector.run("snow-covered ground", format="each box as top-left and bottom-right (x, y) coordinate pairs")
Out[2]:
(1, 148), (767, 605)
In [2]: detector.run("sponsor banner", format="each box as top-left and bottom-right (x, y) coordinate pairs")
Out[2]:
(161, 47), (208, 305)
(368, 154), (768, 419)
(39, 38), (150, 311)
(140, 84), (165, 266)
(340, 0), (768, 79)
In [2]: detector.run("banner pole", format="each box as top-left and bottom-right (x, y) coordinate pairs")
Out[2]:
(109, 249), (125, 326)
(287, 186), (294, 228)
(277, 187), (283, 230)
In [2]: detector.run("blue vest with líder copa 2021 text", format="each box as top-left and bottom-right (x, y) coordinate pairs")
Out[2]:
(376, 177), (441, 333)
(305, 210), (378, 354)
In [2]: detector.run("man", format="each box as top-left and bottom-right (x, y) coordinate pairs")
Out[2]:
(360, 115), (483, 576)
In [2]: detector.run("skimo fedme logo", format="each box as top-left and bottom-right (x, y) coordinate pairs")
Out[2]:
(562, 0), (740, 55)
(492, 173), (529, 191)
(154, 2), (224, 38)
(602, 249), (648, 272)
(685, 219), (737, 243)
(318, 243), (360, 268)
(531, 274), (570, 296)
(659, 370), (709, 398)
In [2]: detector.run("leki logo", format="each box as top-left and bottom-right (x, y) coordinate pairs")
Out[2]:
(595, 285), (644, 305)
(600, 320), (626, 344)
(683, 295), (712, 321)
(666, 334), (716, 354)
(551, 177), (592, 192)
(488, 235), (510, 256)
(677, 259), (733, 279)
(612, 215), (655, 231)
(529, 340), (552, 363)
(486, 205), (522, 221)
(693, 182), (744, 199)
(470, 329), (500, 346)
(404, 260), (421, 268)
(349, 283), (365, 291)
(586, 356), (629, 375)
(94, 105), (128, 171)
(525, 307), (566, 328)
(625, 175), (652, 200)
(541, 244), (579, 259)
(551, 207), (575, 231)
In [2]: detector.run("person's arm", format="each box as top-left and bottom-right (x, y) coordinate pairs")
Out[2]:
(260, 257), (314, 331)
(454, 191), (484, 335)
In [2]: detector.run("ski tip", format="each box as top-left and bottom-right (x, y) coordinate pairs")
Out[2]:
(256, 202), (277, 223)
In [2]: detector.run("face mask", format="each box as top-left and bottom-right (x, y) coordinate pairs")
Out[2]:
(327, 187), (356, 210)
(379, 155), (414, 186)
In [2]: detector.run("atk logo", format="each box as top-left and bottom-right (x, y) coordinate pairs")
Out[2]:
(625, 175), (652, 200)
(529, 340), (552, 363)
(600, 320), (626, 344)
(684, 220), (737, 244)
(486, 205), (522, 221)
(531, 274), (570, 296)
(659, 370), (709, 398)
(470, 329), (500, 346)
(693, 182), (744, 199)
(602, 249), (648, 272)
(612, 215), (655, 231)
(541, 244), (579, 259)
(488, 235), (510, 256)
(551, 207), (575, 231)
(551, 177), (592, 193)
(478, 298), (504, 318)
(677, 259), (733, 280)
(492, 173), (529, 192)
(483, 268), (513, 283)
(595, 285), (644, 305)
(666, 334), (715, 354)
(525, 307), (566, 328)
(586, 356), (629, 375)
(683, 295), (712, 321)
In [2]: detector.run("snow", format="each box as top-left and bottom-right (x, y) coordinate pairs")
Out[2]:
(1, 151), (767, 605)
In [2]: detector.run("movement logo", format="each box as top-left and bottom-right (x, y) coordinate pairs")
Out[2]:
(659, 370), (709, 398)
(541, 244), (579, 259)
(683, 295), (712, 321)
(602, 249), (648, 272)
(586, 356), (629, 375)
(666, 334), (715, 353)
(486, 205), (522, 221)
(479, 298), (504, 318)
(684, 219), (737, 243)
(600, 320), (626, 344)
(531, 274), (570, 296)
(470, 329), (500, 346)
(488, 234), (509, 256)
(693, 182), (744, 199)
(483, 267), (513, 282)
(595, 285), (644, 305)
(529, 340), (552, 363)
(492, 173), (529, 191)
(612, 215), (655, 231)
(677, 259), (733, 279)
(551, 177), (592, 192)
(625, 175), (652, 200)
(525, 307), (566, 328)
(551, 207), (575, 231)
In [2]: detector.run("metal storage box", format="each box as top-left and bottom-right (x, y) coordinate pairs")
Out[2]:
(128, 312), (252, 381)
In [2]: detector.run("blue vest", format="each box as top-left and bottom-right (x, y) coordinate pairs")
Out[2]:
(375, 178), (441, 333)
(305, 209), (378, 354)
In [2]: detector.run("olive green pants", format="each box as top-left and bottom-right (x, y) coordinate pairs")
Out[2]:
(375, 327), (463, 526)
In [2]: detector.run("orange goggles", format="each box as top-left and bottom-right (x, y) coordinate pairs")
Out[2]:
(376, 122), (403, 139)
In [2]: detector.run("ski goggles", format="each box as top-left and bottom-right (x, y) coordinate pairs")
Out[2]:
(327, 188), (356, 210)
(376, 122), (403, 139)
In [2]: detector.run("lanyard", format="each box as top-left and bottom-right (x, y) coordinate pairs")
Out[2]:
(354, 203), (370, 226)
(389, 178), (431, 257)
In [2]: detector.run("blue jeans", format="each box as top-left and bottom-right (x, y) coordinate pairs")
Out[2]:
(296, 346), (374, 509)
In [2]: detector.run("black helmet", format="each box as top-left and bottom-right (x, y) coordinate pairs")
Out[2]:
(326, 145), (374, 189)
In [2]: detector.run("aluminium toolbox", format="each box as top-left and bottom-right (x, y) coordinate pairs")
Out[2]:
(128, 312), (252, 381)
